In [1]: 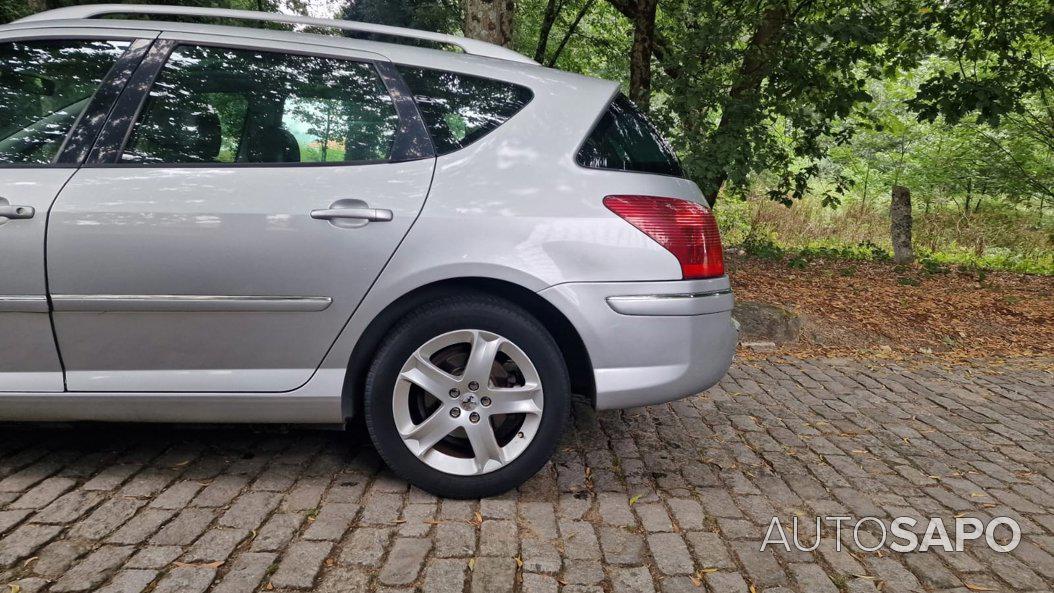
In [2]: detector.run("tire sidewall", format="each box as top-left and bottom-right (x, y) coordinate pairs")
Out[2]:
(364, 297), (569, 498)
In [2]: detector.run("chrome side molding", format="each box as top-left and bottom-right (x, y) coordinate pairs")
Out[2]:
(0, 296), (49, 313)
(50, 295), (333, 313)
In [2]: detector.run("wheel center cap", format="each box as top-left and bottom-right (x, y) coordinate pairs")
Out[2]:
(460, 394), (478, 411)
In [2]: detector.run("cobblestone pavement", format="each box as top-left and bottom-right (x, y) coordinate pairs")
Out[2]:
(0, 357), (1052, 593)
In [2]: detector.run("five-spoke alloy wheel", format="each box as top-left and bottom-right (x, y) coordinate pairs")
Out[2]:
(364, 295), (569, 498)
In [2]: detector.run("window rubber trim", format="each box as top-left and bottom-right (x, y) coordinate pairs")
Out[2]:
(375, 61), (435, 162)
(85, 39), (178, 165)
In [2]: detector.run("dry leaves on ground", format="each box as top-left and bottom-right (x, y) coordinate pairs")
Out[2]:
(728, 254), (1053, 366)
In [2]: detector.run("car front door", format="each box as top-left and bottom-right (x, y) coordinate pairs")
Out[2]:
(0, 30), (155, 392)
(47, 33), (435, 392)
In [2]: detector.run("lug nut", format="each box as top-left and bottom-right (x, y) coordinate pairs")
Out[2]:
(449, 388), (460, 398)
(468, 381), (479, 391)
(449, 408), (461, 418)
(480, 396), (492, 407)
(469, 412), (480, 423)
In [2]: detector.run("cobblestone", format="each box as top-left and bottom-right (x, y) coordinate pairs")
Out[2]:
(0, 358), (1047, 592)
(270, 540), (333, 589)
(379, 537), (431, 586)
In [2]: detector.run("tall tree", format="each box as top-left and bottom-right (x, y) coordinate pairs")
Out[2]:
(533, 0), (561, 61)
(462, 0), (515, 46)
(632, 0), (1054, 207)
(627, 0), (657, 111)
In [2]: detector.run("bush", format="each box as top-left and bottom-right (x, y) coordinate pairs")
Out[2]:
(715, 192), (1053, 276)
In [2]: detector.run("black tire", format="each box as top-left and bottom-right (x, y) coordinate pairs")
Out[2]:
(363, 294), (570, 499)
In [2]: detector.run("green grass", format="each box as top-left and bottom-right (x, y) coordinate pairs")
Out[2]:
(737, 234), (1054, 276)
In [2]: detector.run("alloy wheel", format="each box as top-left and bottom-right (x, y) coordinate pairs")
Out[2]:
(392, 329), (544, 476)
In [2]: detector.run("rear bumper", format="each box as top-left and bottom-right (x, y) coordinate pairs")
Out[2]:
(539, 277), (738, 410)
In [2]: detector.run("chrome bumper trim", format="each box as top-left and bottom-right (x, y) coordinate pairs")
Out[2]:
(51, 295), (333, 312)
(606, 289), (733, 316)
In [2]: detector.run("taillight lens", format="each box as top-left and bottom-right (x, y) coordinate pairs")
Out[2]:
(603, 195), (724, 279)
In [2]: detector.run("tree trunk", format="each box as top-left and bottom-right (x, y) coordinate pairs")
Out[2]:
(462, 0), (515, 47)
(703, 5), (788, 205)
(628, 0), (657, 111)
(891, 185), (914, 265)
(534, 0), (561, 62)
(605, 0), (682, 80)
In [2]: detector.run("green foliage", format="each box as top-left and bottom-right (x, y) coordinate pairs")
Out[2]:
(919, 247), (1054, 275)
(903, 0), (1054, 127)
(342, 0), (460, 33)
(741, 235), (784, 260)
(574, 0), (1054, 209)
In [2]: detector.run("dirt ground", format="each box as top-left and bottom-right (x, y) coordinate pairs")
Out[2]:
(727, 253), (1054, 367)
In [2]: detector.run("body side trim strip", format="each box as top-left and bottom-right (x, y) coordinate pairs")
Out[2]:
(51, 295), (332, 312)
(0, 296), (50, 313)
(606, 289), (734, 316)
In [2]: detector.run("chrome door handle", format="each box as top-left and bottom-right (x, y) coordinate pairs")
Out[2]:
(0, 205), (34, 220)
(310, 207), (393, 222)
(311, 199), (392, 229)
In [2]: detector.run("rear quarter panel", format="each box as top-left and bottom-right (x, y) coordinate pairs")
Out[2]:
(318, 59), (702, 374)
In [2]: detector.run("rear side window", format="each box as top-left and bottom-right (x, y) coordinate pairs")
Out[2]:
(0, 39), (129, 165)
(577, 94), (682, 177)
(397, 66), (532, 155)
(122, 45), (399, 165)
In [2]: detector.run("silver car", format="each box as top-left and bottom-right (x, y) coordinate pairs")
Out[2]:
(0, 4), (736, 497)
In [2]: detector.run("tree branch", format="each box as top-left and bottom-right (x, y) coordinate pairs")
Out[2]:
(547, 0), (596, 66)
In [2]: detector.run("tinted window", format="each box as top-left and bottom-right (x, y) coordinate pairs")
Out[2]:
(397, 66), (532, 155)
(577, 94), (682, 177)
(123, 45), (399, 164)
(0, 40), (128, 165)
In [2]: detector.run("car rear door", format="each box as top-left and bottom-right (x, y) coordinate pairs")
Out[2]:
(47, 32), (435, 392)
(0, 28), (155, 392)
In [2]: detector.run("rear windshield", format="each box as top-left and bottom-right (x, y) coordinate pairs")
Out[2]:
(577, 94), (683, 177)
(397, 66), (533, 156)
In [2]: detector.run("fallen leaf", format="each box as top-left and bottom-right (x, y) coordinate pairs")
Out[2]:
(629, 494), (641, 506)
(174, 560), (223, 569)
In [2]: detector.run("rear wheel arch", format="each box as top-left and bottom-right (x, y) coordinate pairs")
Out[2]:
(342, 277), (595, 420)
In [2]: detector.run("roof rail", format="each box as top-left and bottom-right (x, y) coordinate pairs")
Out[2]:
(15, 4), (538, 65)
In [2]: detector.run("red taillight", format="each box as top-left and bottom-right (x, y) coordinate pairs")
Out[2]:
(603, 195), (724, 279)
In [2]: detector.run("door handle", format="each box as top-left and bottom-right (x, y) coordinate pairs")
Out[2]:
(310, 207), (393, 222)
(0, 203), (34, 220)
(310, 199), (392, 229)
